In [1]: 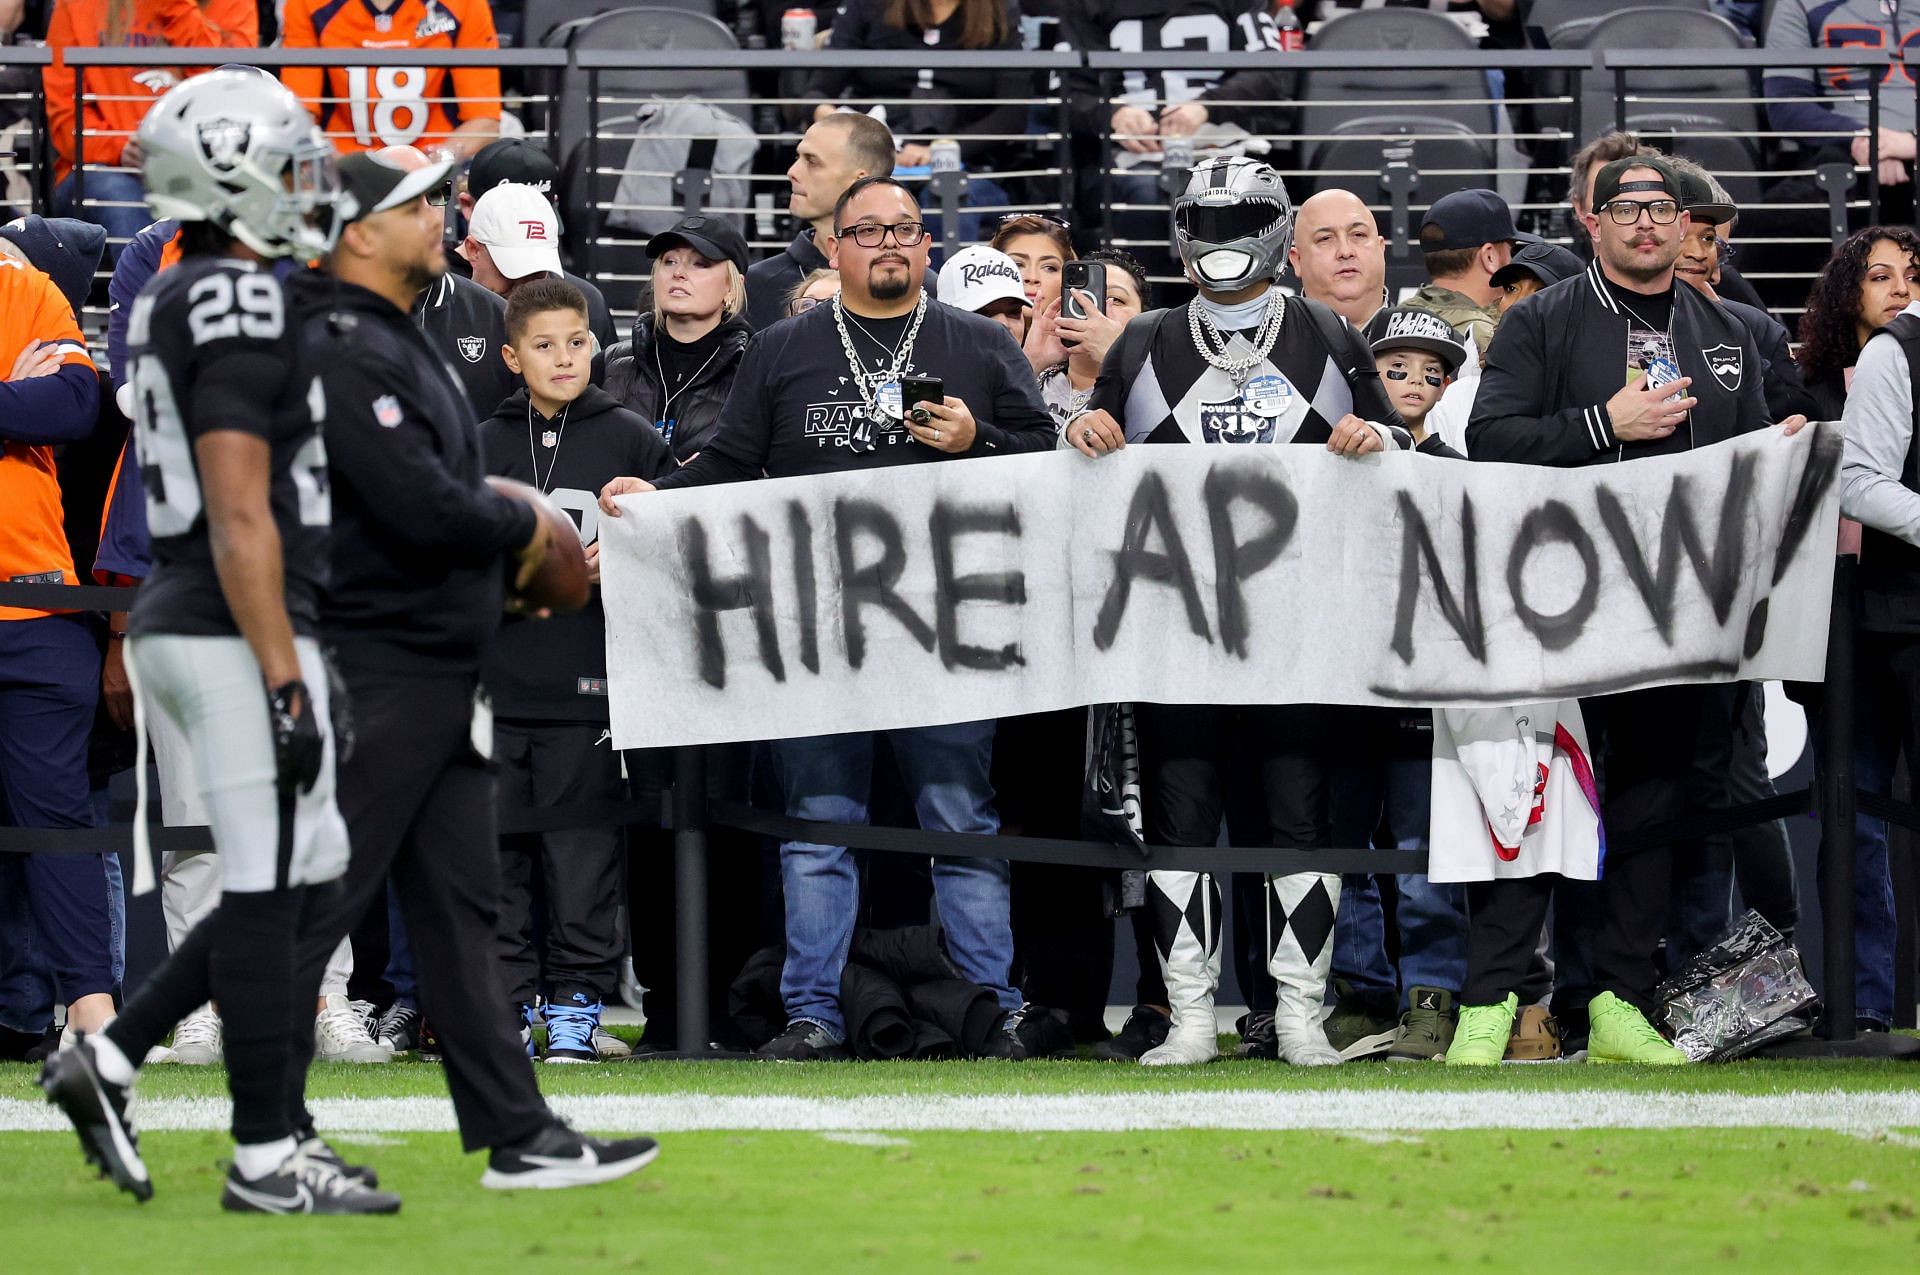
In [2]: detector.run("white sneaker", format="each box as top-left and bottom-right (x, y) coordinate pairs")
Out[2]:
(315, 994), (393, 1064)
(171, 1005), (222, 1065)
(143, 1044), (178, 1065)
(592, 1026), (632, 1059)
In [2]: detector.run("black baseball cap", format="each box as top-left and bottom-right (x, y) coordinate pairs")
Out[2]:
(646, 215), (750, 275)
(338, 151), (454, 223)
(1671, 166), (1736, 227)
(1489, 240), (1585, 290)
(1363, 305), (1471, 375)
(1591, 155), (1682, 211)
(1418, 188), (1540, 252)
(468, 137), (558, 199)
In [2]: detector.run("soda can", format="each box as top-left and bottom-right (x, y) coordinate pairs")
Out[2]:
(781, 7), (816, 49)
(1160, 135), (1196, 174)
(930, 138), (962, 173)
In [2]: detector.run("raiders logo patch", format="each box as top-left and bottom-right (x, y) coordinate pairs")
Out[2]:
(1702, 343), (1743, 392)
(1199, 398), (1274, 445)
(195, 117), (250, 173)
(457, 335), (487, 363)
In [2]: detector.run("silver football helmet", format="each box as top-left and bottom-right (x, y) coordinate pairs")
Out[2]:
(137, 69), (342, 259)
(1172, 157), (1294, 292)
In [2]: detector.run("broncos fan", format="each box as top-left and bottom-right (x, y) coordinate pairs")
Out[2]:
(1069, 157), (1410, 1069)
(39, 70), (401, 1215)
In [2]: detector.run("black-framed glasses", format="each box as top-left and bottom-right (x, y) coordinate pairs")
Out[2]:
(428, 177), (452, 208)
(837, 221), (928, 248)
(1601, 198), (1681, 226)
(996, 211), (1072, 231)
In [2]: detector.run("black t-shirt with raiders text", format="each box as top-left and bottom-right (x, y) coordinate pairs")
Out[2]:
(126, 255), (329, 639)
(1089, 298), (1406, 447)
(654, 297), (1057, 488)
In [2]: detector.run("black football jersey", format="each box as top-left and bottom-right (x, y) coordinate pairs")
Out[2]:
(126, 256), (330, 639)
(1064, 0), (1280, 106)
(1090, 300), (1406, 447)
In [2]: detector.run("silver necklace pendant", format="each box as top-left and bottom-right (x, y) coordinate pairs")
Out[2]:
(541, 429), (558, 448)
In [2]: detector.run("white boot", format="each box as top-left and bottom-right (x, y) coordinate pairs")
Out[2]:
(1267, 872), (1344, 1067)
(1140, 870), (1221, 1066)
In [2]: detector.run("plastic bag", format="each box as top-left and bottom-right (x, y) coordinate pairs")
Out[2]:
(1657, 910), (1817, 1062)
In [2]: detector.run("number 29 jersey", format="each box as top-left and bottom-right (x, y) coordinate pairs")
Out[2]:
(126, 257), (330, 640)
(280, 0), (503, 154)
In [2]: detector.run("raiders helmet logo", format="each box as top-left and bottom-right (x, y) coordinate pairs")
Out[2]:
(1199, 399), (1275, 445)
(457, 335), (487, 363)
(195, 117), (250, 174)
(1702, 343), (1743, 393)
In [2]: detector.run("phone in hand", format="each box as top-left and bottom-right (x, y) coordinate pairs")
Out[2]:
(901, 375), (945, 422)
(1061, 261), (1107, 323)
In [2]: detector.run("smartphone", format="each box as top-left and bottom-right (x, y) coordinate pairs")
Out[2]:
(901, 375), (944, 421)
(1061, 261), (1107, 323)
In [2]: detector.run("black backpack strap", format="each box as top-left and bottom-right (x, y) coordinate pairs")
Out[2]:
(1113, 306), (1171, 391)
(1293, 294), (1374, 392)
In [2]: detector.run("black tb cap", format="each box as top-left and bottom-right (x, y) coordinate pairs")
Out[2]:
(646, 214), (750, 275)
(1418, 188), (1540, 251)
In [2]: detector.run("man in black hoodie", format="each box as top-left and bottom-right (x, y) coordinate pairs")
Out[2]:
(479, 277), (675, 1063)
(280, 151), (660, 1189)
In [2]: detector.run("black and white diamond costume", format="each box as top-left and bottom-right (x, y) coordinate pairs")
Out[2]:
(1074, 158), (1409, 1066)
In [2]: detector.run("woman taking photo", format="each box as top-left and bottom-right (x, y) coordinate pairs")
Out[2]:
(1027, 249), (1150, 432)
(606, 215), (753, 463)
(1798, 226), (1920, 421)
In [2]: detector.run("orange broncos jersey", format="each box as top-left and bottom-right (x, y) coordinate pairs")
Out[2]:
(0, 257), (99, 621)
(281, 0), (502, 154)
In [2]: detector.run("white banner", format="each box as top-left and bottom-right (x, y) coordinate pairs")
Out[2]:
(602, 424), (1843, 749)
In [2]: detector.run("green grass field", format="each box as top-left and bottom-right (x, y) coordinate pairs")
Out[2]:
(4, 1049), (1918, 1274)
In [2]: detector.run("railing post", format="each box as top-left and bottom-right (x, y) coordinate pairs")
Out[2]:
(1819, 557), (1859, 1040)
(671, 744), (711, 1054)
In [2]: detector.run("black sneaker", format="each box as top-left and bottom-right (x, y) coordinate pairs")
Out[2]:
(295, 1128), (380, 1188)
(39, 1037), (152, 1203)
(220, 1152), (402, 1215)
(373, 1004), (421, 1055)
(755, 1019), (848, 1062)
(480, 1122), (660, 1190)
(1093, 1006), (1171, 1061)
(416, 1018), (443, 1062)
(1233, 1011), (1278, 1060)
(987, 1004), (1074, 1060)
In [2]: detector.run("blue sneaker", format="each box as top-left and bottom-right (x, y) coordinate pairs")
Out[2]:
(543, 994), (601, 1064)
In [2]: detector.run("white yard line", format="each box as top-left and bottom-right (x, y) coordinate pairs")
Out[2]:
(4, 1089), (1920, 1136)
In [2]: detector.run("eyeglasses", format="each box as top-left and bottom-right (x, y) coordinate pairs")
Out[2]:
(428, 178), (452, 208)
(836, 221), (928, 248)
(1600, 198), (1681, 226)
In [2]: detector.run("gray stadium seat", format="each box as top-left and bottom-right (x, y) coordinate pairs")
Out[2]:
(1308, 117), (1492, 209)
(1297, 9), (1495, 180)
(521, 0), (715, 53)
(1579, 9), (1758, 174)
(1525, 0), (1710, 47)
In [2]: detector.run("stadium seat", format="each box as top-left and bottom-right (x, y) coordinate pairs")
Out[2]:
(1579, 9), (1759, 176)
(520, 0), (716, 52)
(1297, 8), (1495, 187)
(1307, 117), (1492, 209)
(1524, 0), (1710, 48)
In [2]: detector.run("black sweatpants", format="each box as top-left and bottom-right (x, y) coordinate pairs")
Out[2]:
(1134, 704), (1332, 850)
(1462, 684), (1711, 1017)
(495, 719), (625, 1008)
(285, 669), (551, 1153)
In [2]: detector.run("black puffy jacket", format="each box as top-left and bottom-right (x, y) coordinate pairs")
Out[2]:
(603, 313), (752, 463)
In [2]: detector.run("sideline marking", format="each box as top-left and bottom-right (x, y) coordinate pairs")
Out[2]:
(4, 1090), (1920, 1135)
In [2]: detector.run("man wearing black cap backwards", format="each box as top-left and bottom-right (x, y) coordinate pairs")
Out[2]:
(279, 150), (661, 1189)
(1463, 155), (1805, 1064)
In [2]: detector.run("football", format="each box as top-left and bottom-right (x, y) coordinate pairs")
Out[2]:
(487, 477), (590, 614)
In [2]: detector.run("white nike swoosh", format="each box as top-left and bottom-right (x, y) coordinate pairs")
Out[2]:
(228, 1177), (312, 1212)
(520, 1144), (598, 1169)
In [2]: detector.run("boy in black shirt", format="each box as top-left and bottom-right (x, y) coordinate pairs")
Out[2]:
(481, 279), (676, 1062)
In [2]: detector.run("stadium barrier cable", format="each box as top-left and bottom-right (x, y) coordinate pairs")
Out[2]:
(0, 570), (1902, 1052)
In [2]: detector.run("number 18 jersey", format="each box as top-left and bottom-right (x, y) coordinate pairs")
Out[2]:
(126, 256), (330, 639)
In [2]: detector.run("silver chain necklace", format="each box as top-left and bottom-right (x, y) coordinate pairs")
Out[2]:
(1188, 290), (1287, 385)
(833, 292), (928, 418)
(653, 331), (725, 427)
(526, 398), (572, 494)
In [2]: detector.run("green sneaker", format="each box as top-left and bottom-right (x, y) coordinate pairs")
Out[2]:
(1323, 980), (1398, 1060)
(1587, 992), (1687, 1065)
(1445, 994), (1517, 1067)
(1386, 986), (1456, 1061)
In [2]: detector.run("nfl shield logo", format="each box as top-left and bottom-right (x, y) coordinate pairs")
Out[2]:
(541, 430), (558, 448)
(457, 335), (486, 363)
(195, 117), (250, 173)
(372, 395), (403, 428)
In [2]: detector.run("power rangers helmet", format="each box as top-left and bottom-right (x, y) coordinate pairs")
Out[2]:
(1172, 156), (1294, 293)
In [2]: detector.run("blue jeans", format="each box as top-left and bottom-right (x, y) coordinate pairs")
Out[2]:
(1840, 635), (1903, 1027)
(53, 169), (149, 263)
(384, 881), (418, 1009)
(770, 720), (1015, 1037)
(1330, 737), (1467, 1008)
